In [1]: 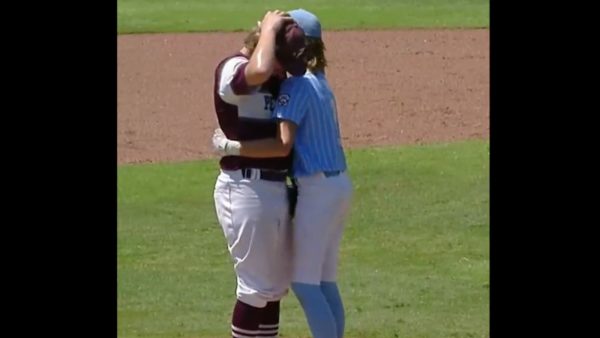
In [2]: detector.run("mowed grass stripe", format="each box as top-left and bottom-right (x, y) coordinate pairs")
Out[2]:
(118, 0), (490, 34)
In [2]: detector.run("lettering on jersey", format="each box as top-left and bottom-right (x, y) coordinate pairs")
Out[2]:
(263, 95), (276, 112)
(277, 94), (290, 106)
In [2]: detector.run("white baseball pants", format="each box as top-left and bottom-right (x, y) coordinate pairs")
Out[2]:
(292, 172), (353, 285)
(213, 169), (292, 308)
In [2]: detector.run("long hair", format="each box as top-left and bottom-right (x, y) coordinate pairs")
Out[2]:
(304, 37), (327, 72)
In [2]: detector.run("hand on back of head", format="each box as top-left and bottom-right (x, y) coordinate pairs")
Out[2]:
(259, 10), (293, 33)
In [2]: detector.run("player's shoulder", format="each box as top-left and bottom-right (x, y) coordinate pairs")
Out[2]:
(218, 53), (247, 65)
(224, 54), (248, 66)
(216, 54), (248, 74)
(276, 75), (313, 108)
(281, 73), (311, 90)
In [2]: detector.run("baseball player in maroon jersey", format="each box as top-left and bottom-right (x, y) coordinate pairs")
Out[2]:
(212, 9), (350, 338)
(211, 10), (306, 338)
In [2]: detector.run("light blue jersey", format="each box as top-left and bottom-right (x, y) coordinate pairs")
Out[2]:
(274, 71), (347, 177)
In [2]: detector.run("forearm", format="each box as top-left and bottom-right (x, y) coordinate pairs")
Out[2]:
(213, 120), (296, 158)
(238, 138), (291, 158)
(245, 29), (278, 83)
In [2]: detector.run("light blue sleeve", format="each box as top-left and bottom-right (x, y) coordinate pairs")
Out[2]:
(274, 77), (308, 126)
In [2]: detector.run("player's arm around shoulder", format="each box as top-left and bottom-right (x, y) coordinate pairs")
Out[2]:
(211, 72), (302, 158)
(212, 75), (305, 158)
(213, 119), (297, 158)
(230, 76), (308, 158)
(244, 10), (293, 86)
(238, 118), (297, 158)
(243, 28), (277, 86)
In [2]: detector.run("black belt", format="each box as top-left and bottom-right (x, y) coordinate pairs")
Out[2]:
(241, 168), (287, 182)
(323, 170), (343, 177)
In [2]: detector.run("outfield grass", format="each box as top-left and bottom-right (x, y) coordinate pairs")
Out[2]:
(117, 140), (489, 338)
(117, 0), (489, 34)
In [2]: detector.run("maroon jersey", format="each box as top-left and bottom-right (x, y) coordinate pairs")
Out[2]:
(213, 53), (292, 171)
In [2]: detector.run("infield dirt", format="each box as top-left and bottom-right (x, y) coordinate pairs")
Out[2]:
(117, 29), (488, 164)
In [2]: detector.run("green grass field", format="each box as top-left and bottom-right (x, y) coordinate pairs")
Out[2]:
(118, 140), (489, 338)
(117, 0), (489, 34)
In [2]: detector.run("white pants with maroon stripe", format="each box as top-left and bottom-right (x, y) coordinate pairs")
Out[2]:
(292, 172), (353, 285)
(214, 169), (292, 308)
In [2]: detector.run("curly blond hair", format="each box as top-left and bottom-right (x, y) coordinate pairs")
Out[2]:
(243, 25), (261, 54)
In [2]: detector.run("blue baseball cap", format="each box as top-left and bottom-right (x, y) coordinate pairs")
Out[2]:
(288, 9), (321, 38)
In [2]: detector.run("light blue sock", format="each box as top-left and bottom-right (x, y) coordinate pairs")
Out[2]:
(291, 282), (337, 338)
(320, 281), (344, 338)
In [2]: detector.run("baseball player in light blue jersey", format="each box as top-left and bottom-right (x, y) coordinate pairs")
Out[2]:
(213, 9), (352, 338)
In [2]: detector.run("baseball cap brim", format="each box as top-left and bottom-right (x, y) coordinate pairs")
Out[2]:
(288, 9), (321, 38)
